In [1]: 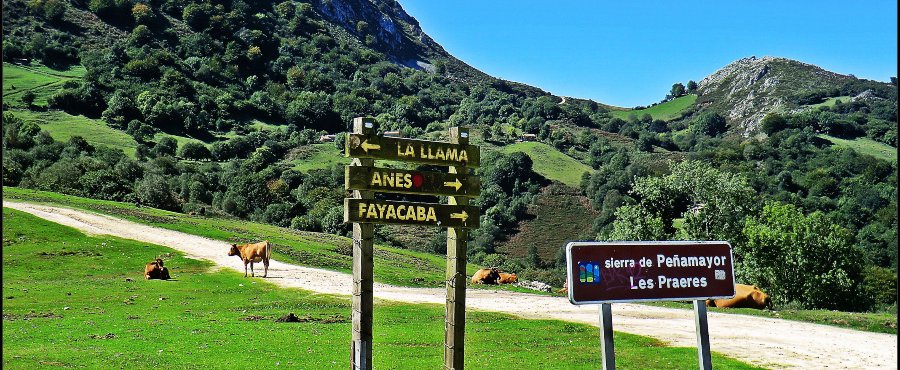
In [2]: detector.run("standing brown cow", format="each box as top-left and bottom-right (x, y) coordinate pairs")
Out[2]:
(228, 240), (272, 277)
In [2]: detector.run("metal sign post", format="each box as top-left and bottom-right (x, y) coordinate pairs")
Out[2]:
(343, 118), (480, 370)
(694, 300), (713, 370)
(599, 303), (615, 370)
(565, 241), (735, 370)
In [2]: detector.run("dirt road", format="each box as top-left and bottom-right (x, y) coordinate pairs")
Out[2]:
(4, 201), (896, 369)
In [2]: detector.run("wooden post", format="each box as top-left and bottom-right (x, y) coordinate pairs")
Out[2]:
(599, 303), (616, 370)
(444, 127), (469, 370)
(351, 117), (376, 370)
(693, 300), (713, 370)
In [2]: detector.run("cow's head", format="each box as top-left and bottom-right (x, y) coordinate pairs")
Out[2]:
(228, 244), (240, 256)
(154, 258), (164, 267)
(507, 273), (518, 283)
(750, 286), (772, 310)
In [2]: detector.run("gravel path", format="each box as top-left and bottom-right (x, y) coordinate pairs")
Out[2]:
(4, 201), (896, 369)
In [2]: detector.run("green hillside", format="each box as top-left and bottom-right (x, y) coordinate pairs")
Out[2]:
(12, 109), (140, 156)
(497, 184), (596, 272)
(2, 62), (85, 107)
(612, 94), (697, 121)
(500, 141), (592, 187)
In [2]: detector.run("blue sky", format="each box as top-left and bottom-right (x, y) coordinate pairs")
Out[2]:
(399, 1), (898, 107)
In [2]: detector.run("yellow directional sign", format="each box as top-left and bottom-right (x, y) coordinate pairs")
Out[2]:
(345, 199), (480, 228)
(346, 134), (480, 167)
(444, 178), (462, 191)
(345, 166), (480, 197)
(361, 140), (380, 153)
(450, 211), (469, 222)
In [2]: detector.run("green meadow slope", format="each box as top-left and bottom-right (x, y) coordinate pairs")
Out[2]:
(499, 141), (592, 187)
(611, 95), (697, 121)
(2, 207), (764, 369)
(819, 134), (897, 163)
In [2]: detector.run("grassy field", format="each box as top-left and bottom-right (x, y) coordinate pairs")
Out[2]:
(2, 62), (85, 107)
(289, 144), (351, 172)
(1, 208), (761, 369)
(611, 95), (697, 121)
(499, 141), (592, 187)
(6, 187), (895, 337)
(819, 134), (897, 163)
(806, 96), (854, 109)
(3, 187), (542, 295)
(646, 301), (897, 335)
(9, 109), (140, 157)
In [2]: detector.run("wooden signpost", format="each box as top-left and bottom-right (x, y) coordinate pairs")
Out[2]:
(344, 117), (480, 370)
(565, 241), (736, 370)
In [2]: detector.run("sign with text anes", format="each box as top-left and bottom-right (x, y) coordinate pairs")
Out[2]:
(344, 199), (480, 228)
(345, 134), (481, 167)
(346, 166), (481, 197)
(566, 241), (735, 305)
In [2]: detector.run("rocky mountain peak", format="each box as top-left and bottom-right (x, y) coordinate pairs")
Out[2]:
(313, 0), (442, 70)
(696, 56), (856, 136)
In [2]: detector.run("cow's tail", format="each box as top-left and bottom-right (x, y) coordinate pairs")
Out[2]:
(265, 240), (272, 261)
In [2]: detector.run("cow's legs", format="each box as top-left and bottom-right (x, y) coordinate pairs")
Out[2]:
(263, 260), (268, 278)
(243, 261), (248, 277)
(250, 261), (255, 277)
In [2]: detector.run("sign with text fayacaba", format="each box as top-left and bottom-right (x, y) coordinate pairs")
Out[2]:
(566, 241), (735, 305)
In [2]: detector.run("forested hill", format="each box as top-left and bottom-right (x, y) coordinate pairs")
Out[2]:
(2, 0), (897, 313)
(3, 0), (555, 138)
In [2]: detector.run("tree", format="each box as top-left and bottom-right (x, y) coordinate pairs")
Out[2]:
(102, 91), (138, 128)
(741, 202), (863, 310)
(608, 205), (666, 240)
(134, 174), (180, 211)
(131, 3), (154, 25)
(20, 91), (36, 108)
(690, 112), (727, 136)
(686, 80), (698, 93)
(760, 113), (787, 135)
(152, 137), (178, 157)
(178, 142), (211, 161)
(29, 0), (67, 22)
(609, 160), (755, 244)
(670, 83), (686, 98)
(285, 91), (340, 131)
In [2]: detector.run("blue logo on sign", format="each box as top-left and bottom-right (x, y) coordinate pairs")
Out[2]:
(578, 262), (601, 284)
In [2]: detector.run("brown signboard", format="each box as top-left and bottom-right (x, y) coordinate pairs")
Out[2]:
(346, 166), (480, 197)
(345, 134), (481, 167)
(566, 241), (735, 304)
(344, 199), (480, 228)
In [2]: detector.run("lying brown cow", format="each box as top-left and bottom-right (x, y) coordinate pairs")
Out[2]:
(228, 240), (272, 277)
(498, 272), (518, 284)
(471, 267), (501, 285)
(706, 284), (771, 309)
(144, 258), (170, 280)
(557, 280), (569, 294)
